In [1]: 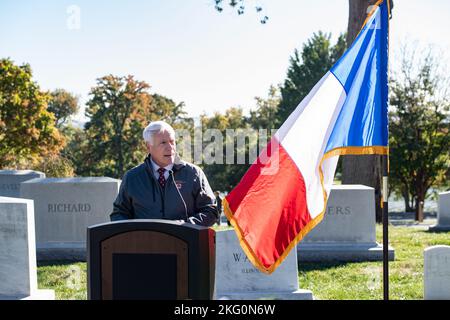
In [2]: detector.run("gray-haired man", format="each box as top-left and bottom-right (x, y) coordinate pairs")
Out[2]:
(110, 120), (218, 227)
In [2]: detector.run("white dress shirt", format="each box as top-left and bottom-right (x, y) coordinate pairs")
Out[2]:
(150, 159), (174, 181)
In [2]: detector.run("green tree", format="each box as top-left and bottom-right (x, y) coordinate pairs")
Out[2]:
(389, 48), (450, 221)
(201, 107), (251, 192)
(0, 58), (65, 169)
(48, 89), (79, 128)
(249, 85), (280, 131)
(150, 94), (189, 126)
(275, 31), (346, 125)
(34, 154), (75, 177)
(59, 124), (87, 177)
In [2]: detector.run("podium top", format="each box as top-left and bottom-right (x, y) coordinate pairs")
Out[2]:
(88, 219), (211, 232)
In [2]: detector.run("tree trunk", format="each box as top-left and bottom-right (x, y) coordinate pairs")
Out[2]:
(347, 0), (393, 44)
(347, 0), (379, 45)
(342, 155), (383, 221)
(414, 178), (425, 222)
(415, 196), (424, 222)
(345, 0), (381, 222)
(344, 0), (392, 223)
(402, 188), (414, 213)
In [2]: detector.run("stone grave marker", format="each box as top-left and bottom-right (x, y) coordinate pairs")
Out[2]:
(0, 196), (54, 300)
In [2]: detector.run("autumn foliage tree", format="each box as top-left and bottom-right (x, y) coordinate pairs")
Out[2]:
(0, 58), (65, 169)
(79, 75), (153, 178)
(80, 75), (191, 178)
(47, 89), (79, 128)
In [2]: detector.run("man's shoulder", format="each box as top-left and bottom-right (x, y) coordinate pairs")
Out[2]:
(176, 160), (204, 176)
(123, 162), (147, 179)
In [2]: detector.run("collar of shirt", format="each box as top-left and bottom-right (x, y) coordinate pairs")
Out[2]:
(150, 158), (174, 181)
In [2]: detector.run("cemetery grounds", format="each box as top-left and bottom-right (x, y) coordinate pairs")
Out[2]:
(37, 222), (450, 300)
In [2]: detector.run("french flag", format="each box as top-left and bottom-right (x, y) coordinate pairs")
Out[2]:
(223, 0), (390, 274)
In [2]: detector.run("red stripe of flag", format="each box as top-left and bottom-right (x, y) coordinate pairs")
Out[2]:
(224, 138), (312, 271)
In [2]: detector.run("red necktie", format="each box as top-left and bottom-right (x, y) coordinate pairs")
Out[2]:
(157, 167), (166, 188)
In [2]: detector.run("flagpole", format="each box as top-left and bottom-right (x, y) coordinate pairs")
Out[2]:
(383, 0), (392, 301)
(382, 154), (389, 300)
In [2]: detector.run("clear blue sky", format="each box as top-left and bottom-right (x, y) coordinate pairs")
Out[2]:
(1, 0), (450, 122)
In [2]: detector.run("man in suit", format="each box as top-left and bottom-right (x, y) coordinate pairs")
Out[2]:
(110, 120), (218, 227)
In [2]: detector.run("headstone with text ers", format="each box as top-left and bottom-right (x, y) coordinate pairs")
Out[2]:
(214, 230), (313, 300)
(0, 170), (45, 198)
(0, 197), (54, 300)
(297, 185), (395, 262)
(429, 192), (450, 232)
(20, 177), (120, 260)
(424, 245), (450, 300)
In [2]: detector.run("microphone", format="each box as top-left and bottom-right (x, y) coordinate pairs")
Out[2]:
(169, 169), (188, 222)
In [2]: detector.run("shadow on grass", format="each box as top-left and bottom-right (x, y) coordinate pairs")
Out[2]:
(297, 261), (362, 272)
(425, 229), (450, 234)
(37, 260), (86, 267)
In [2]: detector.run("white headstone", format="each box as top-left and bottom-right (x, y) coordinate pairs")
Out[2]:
(424, 245), (450, 300)
(429, 192), (450, 231)
(0, 197), (54, 300)
(298, 185), (395, 261)
(214, 230), (313, 300)
(20, 177), (120, 260)
(0, 170), (45, 198)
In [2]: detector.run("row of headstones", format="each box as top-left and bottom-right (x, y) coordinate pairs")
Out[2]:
(430, 190), (450, 231)
(1, 197), (448, 300)
(1, 170), (449, 299)
(1, 170), (399, 262)
(0, 170), (120, 299)
(0, 170), (120, 260)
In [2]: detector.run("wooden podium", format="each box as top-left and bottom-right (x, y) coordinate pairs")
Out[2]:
(87, 219), (215, 300)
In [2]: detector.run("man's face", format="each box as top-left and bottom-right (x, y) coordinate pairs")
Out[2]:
(147, 130), (176, 167)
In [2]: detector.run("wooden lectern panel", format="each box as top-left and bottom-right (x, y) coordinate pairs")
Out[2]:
(101, 230), (188, 300)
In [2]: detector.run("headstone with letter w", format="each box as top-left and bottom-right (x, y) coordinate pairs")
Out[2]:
(214, 229), (313, 300)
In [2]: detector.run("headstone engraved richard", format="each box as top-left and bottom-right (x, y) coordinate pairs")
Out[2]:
(0, 170), (45, 198)
(297, 185), (395, 262)
(0, 197), (54, 300)
(214, 230), (313, 300)
(424, 245), (450, 300)
(48, 203), (92, 213)
(20, 177), (120, 260)
(429, 192), (450, 231)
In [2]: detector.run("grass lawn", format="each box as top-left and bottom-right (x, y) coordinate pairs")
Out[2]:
(299, 225), (450, 300)
(37, 261), (87, 300)
(37, 225), (450, 300)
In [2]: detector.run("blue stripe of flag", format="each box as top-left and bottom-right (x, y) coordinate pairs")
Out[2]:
(325, 1), (389, 153)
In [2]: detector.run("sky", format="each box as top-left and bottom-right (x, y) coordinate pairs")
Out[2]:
(1, 0), (450, 123)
